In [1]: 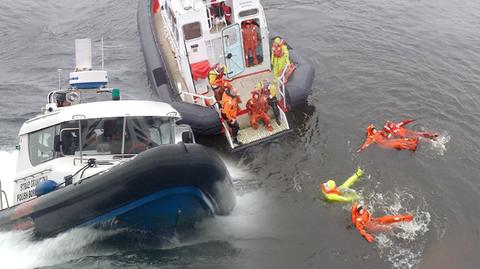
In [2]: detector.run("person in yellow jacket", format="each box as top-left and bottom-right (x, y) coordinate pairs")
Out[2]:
(271, 37), (290, 79)
(320, 167), (364, 202)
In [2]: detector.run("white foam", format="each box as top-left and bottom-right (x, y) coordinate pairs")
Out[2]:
(0, 227), (118, 269)
(424, 131), (450, 157)
(369, 189), (431, 269)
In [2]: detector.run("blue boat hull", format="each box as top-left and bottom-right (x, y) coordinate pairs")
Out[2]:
(0, 144), (235, 237)
(85, 187), (215, 231)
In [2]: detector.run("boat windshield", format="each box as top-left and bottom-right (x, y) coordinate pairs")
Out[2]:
(59, 116), (173, 156)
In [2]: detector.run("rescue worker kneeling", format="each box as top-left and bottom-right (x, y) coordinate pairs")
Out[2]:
(221, 87), (242, 145)
(246, 90), (273, 132)
(208, 64), (228, 103)
(352, 202), (414, 243)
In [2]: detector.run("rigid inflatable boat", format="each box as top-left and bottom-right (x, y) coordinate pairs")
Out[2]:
(138, 0), (315, 149)
(0, 39), (235, 237)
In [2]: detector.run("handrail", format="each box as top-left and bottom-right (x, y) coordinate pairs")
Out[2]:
(276, 62), (293, 109)
(179, 91), (221, 115)
(0, 179), (9, 210)
(14, 169), (52, 183)
(221, 121), (235, 149)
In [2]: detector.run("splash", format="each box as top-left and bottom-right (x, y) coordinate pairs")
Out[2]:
(367, 190), (431, 269)
(423, 131), (450, 157)
(0, 227), (119, 269)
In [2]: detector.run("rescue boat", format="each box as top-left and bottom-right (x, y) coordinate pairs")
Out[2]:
(138, 0), (315, 150)
(0, 39), (235, 237)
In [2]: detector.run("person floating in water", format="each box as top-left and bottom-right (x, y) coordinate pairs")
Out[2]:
(351, 201), (413, 243)
(383, 119), (438, 140)
(320, 167), (364, 202)
(357, 124), (418, 152)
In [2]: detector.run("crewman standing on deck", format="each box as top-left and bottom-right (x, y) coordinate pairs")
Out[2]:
(242, 20), (259, 67)
(258, 79), (281, 125)
(271, 37), (290, 79)
(208, 64), (228, 103)
(221, 87), (242, 145)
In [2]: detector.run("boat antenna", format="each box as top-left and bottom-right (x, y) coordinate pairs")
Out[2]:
(57, 68), (62, 90)
(101, 36), (104, 70)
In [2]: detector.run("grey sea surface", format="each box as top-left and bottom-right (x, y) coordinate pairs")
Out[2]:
(1, 0), (480, 268)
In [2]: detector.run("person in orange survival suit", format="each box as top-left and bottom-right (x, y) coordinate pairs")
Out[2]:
(221, 87), (243, 145)
(208, 64), (228, 103)
(352, 202), (413, 243)
(246, 90), (273, 132)
(357, 124), (419, 152)
(220, 2), (232, 25)
(242, 20), (259, 67)
(383, 119), (438, 140)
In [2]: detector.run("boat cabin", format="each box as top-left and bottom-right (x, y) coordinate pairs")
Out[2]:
(12, 98), (189, 206)
(154, 0), (291, 149)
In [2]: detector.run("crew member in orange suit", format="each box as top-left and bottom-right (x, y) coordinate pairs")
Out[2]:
(352, 202), (413, 243)
(383, 119), (438, 139)
(242, 20), (259, 66)
(221, 87), (242, 145)
(357, 125), (419, 152)
(246, 90), (273, 131)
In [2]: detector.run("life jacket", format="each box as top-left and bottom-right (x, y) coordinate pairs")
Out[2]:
(208, 67), (225, 88)
(221, 91), (239, 122)
(352, 204), (370, 225)
(272, 41), (285, 57)
(321, 182), (341, 195)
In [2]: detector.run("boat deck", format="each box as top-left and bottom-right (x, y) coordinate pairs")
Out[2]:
(237, 119), (288, 145)
(230, 71), (274, 109)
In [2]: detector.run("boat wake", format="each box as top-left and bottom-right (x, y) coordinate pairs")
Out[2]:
(0, 227), (120, 269)
(367, 189), (431, 269)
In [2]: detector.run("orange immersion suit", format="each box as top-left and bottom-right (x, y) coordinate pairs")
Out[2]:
(246, 91), (273, 131)
(242, 21), (259, 66)
(383, 119), (438, 139)
(352, 202), (413, 243)
(358, 125), (419, 152)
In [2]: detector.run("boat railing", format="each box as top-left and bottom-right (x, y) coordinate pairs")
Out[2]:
(277, 65), (289, 109)
(179, 90), (222, 116)
(0, 179), (10, 210)
(221, 121), (235, 149)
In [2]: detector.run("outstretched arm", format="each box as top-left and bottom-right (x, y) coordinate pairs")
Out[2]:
(340, 167), (364, 189)
(357, 138), (373, 152)
(356, 223), (375, 243)
(325, 193), (354, 202)
(398, 119), (415, 127)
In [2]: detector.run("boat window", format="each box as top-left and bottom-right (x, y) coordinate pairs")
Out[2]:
(29, 125), (56, 166)
(64, 116), (172, 156)
(124, 117), (172, 154)
(78, 117), (124, 155)
(238, 8), (258, 18)
(183, 22), (202, 40)
(59, 121), (80, 156)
